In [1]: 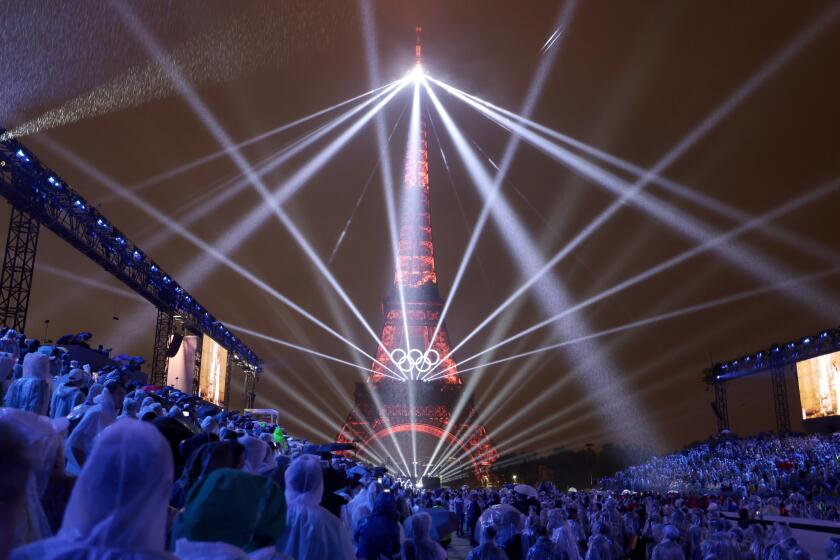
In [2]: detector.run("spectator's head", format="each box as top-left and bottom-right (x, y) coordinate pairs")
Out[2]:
(59, 419), (174, 552)
(201, 416), (220, 435)
(479, 524), (497, 545)
(406, 512), (433, 541)
(285, 454), (323, 507)
(121, 397), (140, 417)
(104, 379), (126, 411)
(663, 524), (680, 542)
(0, 352), (14, 382)
(66, 368), (85, 386)
(22, 351), (50, 380)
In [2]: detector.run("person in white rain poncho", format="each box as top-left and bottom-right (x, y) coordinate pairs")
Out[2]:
(0, 409), (64, 548)
(402, 512), (447, 560)
(466, 524), (508, 560)
(4, 352), (51, 415)
(346, 480), (382, 535)
(200, 415), (219, 435)
(50, 368), (85, 419)
(119, 396), (141, 420)
(273, 454), (355, 560)
(585, 522), (621, 560)
(64, 386), (117, 475)
(652, 524), (685, 560)
(0, 351), (16, 398)
(70, 383), (103, 419)
(11, 419), (176, 560)
(238, 432), (276, 474)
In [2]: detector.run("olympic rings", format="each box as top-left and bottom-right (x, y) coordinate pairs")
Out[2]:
(389, 347), (441, 376)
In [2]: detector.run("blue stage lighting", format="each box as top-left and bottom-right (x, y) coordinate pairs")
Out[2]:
(96, 218), (107, 228)
(132, 250), (142, 261)
(47, 176), (60, 187)
(786, 342), (796, 349)
(150, 264), (159, 273)
(15, 149), (29, 162)
(73, 199), (85, 209)
(115, 236), (126, 246)
(162, 275), (171, 284)
(803, 337), (812, 344)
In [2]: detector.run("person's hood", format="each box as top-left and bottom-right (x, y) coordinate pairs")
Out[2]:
(201, 416), (219, 433)
(67, 368), (85, 384)
(285, 454), (324, 507)
(0, 351), (15, 380)
(84, 383), (104, 405)
(23, 351), (51, 379)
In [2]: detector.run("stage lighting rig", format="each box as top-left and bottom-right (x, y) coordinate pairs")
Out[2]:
(0, 127), (262, 372)
(705, 326), (840, 382)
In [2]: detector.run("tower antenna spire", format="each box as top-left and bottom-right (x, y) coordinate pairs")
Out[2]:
(415, 26), (422, 66)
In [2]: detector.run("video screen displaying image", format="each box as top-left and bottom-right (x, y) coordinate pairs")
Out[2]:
(796, 350), (840, 420)
(199, 336), (228, 406)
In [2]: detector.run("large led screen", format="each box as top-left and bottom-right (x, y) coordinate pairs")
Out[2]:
(199, 336), (229, 406)
(796, 350), (840, 420)
(166, 335), (198, 393)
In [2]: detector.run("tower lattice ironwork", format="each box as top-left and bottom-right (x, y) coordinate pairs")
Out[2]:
(337, 29), (498, 480)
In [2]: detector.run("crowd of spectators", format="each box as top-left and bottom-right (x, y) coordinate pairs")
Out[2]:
(3, 323), (840, 559)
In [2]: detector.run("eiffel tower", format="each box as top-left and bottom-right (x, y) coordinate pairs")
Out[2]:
(337, 28), (498, 481)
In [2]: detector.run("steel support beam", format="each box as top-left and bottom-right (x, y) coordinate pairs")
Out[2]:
(244, 369), (259, 409)
(191, 334), (202, 396)
(771, 366), (791, 433)
(0, 207), (39, 332)
(150, 309), (173, 386)
(713, 381), (730, 432)
(223, 351), (232, 410)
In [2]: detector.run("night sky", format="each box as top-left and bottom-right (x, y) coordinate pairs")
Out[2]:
(2, 1), (840, 459)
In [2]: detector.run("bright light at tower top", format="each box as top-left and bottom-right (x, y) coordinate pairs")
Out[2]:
(408, 25), (426, 83)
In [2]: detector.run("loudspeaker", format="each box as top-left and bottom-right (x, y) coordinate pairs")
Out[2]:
(166, 334), (184, 358)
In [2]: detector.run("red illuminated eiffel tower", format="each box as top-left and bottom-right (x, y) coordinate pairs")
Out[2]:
(337, 28), (498, 481)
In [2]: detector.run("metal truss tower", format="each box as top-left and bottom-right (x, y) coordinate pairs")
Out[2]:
(0, 207), (39, 332)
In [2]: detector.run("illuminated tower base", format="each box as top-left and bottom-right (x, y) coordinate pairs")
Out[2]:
(337, 291), (498, 480)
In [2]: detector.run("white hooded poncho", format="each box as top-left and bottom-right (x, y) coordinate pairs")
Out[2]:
(0, 408), (63, 547)
(238, 434), (276, 474)
(11, 419), (176, 560)
(274, 454), (355, 560)
(4, 352), (51, 415)
(50, 370), (85, 420)
(64, 388), (117, 475)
